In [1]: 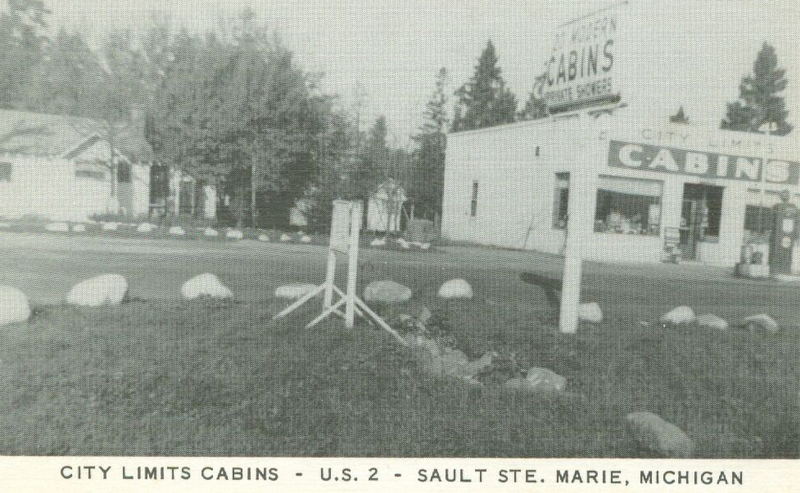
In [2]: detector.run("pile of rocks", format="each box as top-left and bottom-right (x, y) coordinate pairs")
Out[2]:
(369, 237), (431, 250)
(658, 305), (779, 333)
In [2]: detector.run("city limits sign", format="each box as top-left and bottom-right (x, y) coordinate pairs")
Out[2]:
(540, 6), (620, 111)
(609, 140), (800, 185)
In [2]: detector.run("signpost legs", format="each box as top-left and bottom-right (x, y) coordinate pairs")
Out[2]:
(273, 200), (407, 346)
(345, 202), (362, 328)
(323, 250), (336, 310)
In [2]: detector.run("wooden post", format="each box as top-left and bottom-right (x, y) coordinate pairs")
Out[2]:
(345, 202), (363, 328)
(559, 170), (595, 334)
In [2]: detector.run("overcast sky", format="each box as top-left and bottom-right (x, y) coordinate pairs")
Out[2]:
(47, 0), (800, 144)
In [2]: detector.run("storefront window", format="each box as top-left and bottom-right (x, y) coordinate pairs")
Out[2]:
(552, 172), (569, 229)
(594, 175), (662, 235)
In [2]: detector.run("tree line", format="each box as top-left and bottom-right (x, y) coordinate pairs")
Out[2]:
(0, 1), (792, 229)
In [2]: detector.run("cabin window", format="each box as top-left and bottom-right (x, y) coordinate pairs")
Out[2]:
(0, 162), (11, 182)
(594, 175), (663, 235)
(117, 162), (131, 183)
(552, 172), (569, 229)
(470, 181), (479, 217)
(75, 169), (106, 180)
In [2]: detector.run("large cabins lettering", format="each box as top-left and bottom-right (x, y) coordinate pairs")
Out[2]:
(609, 140), (800, 185)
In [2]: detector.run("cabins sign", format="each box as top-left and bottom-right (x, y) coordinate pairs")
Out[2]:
(609, 140), (800, 185)
(542, 6), (620, 112)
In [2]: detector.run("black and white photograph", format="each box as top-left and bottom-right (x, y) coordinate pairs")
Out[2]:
(0, 0), (797, 487)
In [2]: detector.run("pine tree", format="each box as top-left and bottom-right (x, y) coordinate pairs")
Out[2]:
(721, 42), (792, 135)
(411, 67), (449, 218)
(354, 115), (389, 200)
(451, 40), (517, 131)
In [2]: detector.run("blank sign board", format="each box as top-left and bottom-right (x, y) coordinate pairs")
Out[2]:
(330, 200), (352, 254)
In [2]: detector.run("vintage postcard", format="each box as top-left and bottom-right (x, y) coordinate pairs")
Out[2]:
(0, 0), (797, 491)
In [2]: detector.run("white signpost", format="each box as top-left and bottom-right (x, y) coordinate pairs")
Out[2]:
(273, 200), (407, 345)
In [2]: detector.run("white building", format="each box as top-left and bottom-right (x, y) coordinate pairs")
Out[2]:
(0, 109), (153, 221)
(0, 109), (217, 222)
(367, 179), (407, 232)
(441, 3), (800, 270)
(442, 110), (800, 268)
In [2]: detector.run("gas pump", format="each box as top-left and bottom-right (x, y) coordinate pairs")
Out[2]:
(769, 190), (799, 275)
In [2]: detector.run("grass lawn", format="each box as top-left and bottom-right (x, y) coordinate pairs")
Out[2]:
(0, 289), (797, 457)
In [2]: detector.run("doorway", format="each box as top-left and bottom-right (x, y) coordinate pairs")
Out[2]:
(679, 183), (724, 260)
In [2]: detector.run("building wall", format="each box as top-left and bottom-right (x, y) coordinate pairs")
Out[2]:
(0, 154), (81, 221)
(442, 109), (800, 268)
(0, 151), (152, 221)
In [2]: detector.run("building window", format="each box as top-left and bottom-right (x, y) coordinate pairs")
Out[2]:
(470, 181), (479, 217)
(594, 175), (662, 235)
(552, 172), (569, 229)
(76, 169), (106, 180)
(0, 162), (11, 182)
(117, 162), (131, 183)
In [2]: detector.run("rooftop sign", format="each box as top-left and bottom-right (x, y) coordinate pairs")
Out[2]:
(542, 5), (621, 112)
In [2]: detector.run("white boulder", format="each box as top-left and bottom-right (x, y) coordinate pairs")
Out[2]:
(226, 229), (243, 240)
(525, 367), (567, 392)
(45, 222), (69, 232)
(101, 222), (119, 231)
(370, 238), (386, 247)
(364, 280), (412, 304)
(275, 283), (318, 300)
(136, 223), (156, 233)
(299, 235), (312, 243)
(625, 412), (694, 458)
(71, 223), (86, 233)
(66, 274), (128, 307)
(203, 227), (219, 237)
(420, 243), (431, 250)
(258, 234), (270, 242)
(280, 233), (291, 242)
(181, 273), (233, 300)
(696, 313), (729, 330)
(659, 306), (696, 325)
(169, 226), (186, 236)
(743, 314), (779, 333)
(438, 279), (473, 299)
(396, 238), (410, 249)
(0, 286), (31, 326)
(578, 302), (603, 323)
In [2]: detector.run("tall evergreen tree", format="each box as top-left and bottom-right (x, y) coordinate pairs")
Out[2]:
(352, 115), (389, 200)
(721, 42), (792, 135)
(411, 67), (449, 219)
(0, 0), (50, 108)
(451, 40), (517, 132)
